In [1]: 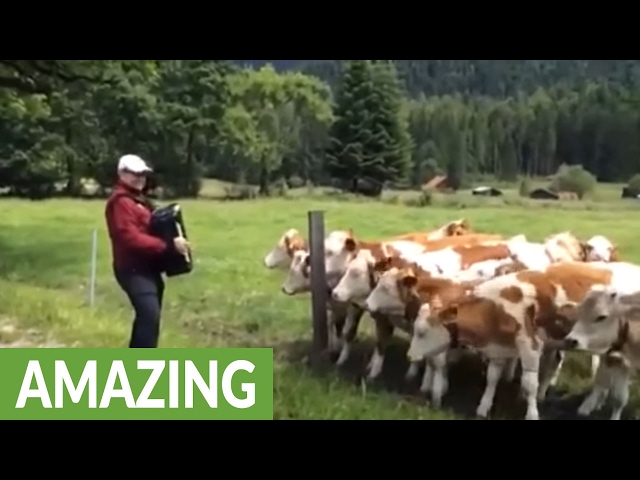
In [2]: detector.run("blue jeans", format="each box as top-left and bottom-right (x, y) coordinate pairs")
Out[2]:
(114, 268), (165, 348)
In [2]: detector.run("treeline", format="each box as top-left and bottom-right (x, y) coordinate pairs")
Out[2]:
(300, 60), (640, 98)
(1, 60), (639, 200)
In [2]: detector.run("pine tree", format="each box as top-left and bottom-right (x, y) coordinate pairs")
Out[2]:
(325, 60), (412, 192)
(325, 60), (375, 187)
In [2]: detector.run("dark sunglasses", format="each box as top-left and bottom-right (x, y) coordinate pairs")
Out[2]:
(123, 169), (148, 178)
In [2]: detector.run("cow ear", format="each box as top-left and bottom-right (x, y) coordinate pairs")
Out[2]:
(373, 256), (390, 271)
(610, 245), (619, 262)
(441, 304), (458, 320)
(345, 238), (357, 252)
(401, 268), (418, 288)
(557, 303), (578, 322)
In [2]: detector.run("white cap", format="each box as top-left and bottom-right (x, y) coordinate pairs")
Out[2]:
(117, 154), (152, 174)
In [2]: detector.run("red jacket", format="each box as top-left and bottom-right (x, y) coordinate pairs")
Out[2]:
(105, 180), (168, 271)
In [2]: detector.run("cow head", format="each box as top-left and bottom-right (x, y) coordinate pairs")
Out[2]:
(324, 229), (359, 290)
(281, 250), (311, 295)
(583, 235), (619, 262)
(563, 285), (632, 354)
(331, 249), (379, 306)
(407, 295), (457, 362)
(264, 228), (307, 269)
(365, 267), (418, 316)
(446, 218), (472, 237)
(543, 231), (586, 263)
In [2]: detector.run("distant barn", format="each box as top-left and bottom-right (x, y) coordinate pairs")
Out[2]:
(529, 188), (579, 201)
(423, 175), (455, 193)
(621, 186), (638, 199)
(558, 191), (579, 200)
(529, 188), (559, 200)
(472, 186), (503, 197)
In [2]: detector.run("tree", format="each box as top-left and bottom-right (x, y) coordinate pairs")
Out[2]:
(219, 65), (333, 195)
(325, 60), (412, 194)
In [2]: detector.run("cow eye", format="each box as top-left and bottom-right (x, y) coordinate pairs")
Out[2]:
(594, 315), (607, 323)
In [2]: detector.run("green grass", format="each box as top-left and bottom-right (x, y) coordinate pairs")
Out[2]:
(2, 193), (640, 419)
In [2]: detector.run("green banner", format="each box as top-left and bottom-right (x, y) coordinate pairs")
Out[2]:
(0, 348), (273, 420)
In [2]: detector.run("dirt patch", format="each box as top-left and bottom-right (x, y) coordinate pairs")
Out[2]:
(0, 318), (65, 348)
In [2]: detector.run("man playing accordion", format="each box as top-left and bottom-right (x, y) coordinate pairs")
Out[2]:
(105, 154), (190, 348)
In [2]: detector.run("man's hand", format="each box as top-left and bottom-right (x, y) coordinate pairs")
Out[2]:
(173, 236), (190, 256)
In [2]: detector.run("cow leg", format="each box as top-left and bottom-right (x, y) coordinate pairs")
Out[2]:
(366, 314), (394, 381)
(419, 361), (434, 396)
(336, 306), (364, 367)
(516, 333), (542, 420)
(591, 355), (600, 379)
(430, 352), (449, 408)
(476, 358), (507, 419)
(548, 352), (565, 387)
(405, 361), (422, 382)
(608, 365), (630, 421)
(538, 348), (563, 401)
(578, 359), (611, 417)
(503, 358), (519, 382)
(328, 302), (347, 354)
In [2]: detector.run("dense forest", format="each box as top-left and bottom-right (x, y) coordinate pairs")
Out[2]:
(1, 59), (640, 199)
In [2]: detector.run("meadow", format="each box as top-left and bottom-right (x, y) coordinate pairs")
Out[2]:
(2, 180), (640, 419)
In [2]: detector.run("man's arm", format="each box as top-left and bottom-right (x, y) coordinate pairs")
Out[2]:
(110, 196), (168, 254)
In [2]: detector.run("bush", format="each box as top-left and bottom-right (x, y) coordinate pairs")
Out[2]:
(518, 178), (531, 197)
(223, 185), (257, 200)
(627, 174), (640, 196)
(287, 175), (305, 189)
(549, 164), (596, 199)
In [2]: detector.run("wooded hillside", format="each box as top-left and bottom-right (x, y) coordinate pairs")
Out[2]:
(1, 59), (639, 200)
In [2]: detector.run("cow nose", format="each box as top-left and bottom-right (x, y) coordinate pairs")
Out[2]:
(281, 286), (292, 296)
(563, 338), (578, 350)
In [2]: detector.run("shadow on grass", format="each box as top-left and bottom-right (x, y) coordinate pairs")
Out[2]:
(277, 337), (633, 420)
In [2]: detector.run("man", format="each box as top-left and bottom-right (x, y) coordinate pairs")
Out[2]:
(105, 154), (190, 348)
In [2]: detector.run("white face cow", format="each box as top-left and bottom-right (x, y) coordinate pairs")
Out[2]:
(543, 232), (585, 263)
(563, 286), (629, 354)
(585, 235), (618, 262)
(281, 250), (311, 295)
(331, 250), (377, 306)
(406, 302), (450, 362)
(264, 228), (306, 269)
(365, 267), (416, 316)
(324, 230), (358, 290)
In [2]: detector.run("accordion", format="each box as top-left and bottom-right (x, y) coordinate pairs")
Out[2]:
(149, 203), (193, 277)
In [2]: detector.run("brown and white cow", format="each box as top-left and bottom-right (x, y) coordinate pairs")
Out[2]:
(281, 230), (429, 356)
(264, 228), (307, 269)
(406, 261), (640, 420)
(281, 235), (366, 355)
(327, 236), (509, 367)
(394, 218), (473, 243)
(409, 243), (512, 277)
(506, 231), (590, 271)
(583, 235), (619, 262)
(363, 266), (480, 390)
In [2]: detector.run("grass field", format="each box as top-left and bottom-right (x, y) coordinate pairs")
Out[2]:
(2, 187), (640, 419)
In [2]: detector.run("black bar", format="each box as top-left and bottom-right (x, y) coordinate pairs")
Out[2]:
(308, 210), (329, 356)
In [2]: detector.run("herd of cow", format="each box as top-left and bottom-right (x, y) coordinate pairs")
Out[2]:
(263, 218), (640, 420)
